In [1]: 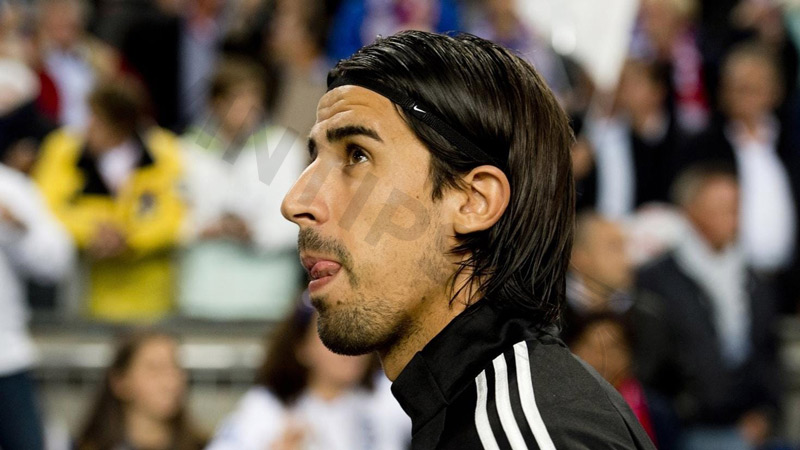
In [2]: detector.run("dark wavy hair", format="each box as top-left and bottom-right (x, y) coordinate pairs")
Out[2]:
(75, 330), (206, 450)
(328, 31), (575, 326)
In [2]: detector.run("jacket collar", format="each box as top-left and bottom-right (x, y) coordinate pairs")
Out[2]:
(391, 299), (559, 432)
(77, 132), (155, 195)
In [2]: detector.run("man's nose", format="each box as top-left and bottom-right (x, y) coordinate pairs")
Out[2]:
(281, 161), (331, 228)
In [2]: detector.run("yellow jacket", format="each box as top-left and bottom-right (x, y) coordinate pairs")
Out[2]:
(33, 127), (184, 321)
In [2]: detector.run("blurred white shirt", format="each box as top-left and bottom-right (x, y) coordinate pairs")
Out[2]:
(587, 116), (635, 219)
(674, 219), (750, 367)
(178, 123), (306, 319)
(44, 48), (95, 130)
(728, 119), (797, 272)
(180, 123), (305, 251)
(205, 377), (411, 450)
(0, 164), (73, 375)
(98, 140), (140, 194)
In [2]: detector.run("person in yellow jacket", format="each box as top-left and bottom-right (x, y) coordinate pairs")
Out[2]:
(33, 80), (184, 321)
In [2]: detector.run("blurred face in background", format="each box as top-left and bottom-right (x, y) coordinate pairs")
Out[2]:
(571, 218), (633, 292)
(721, 55), (780, 124)
(111, 336), (187, 422)
(39, 0), (84, 50)
(298, 317), (373, 391)
(570, 319), (632, 388)
(214, 81), (264, 140)
(617, 62), (666, 119)
(685, 176), (739, 250)
(269, 0), (319, 65)
(641, 0), (693, 52)
(86, 109), (127, 155)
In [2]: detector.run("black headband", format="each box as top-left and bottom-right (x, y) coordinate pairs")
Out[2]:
(328, 74), (506, 170)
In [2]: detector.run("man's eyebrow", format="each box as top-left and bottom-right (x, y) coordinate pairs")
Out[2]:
(326, 125), (384, 143)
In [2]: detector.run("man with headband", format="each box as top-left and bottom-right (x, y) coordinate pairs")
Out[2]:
(281, 31), (656, 449)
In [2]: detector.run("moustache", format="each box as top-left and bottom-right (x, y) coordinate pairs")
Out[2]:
(298, 228), (353, 272)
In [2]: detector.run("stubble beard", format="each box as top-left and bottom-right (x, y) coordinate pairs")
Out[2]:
(311, 292), (411, 356)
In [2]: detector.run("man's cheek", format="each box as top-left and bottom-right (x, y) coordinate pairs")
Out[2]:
(338, 172), (379, 231)
(365, 188), (431, 246)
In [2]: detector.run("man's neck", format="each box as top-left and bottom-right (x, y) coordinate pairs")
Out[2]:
(380, 281), (475, 381)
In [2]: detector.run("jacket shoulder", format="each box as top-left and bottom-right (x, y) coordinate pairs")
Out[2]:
(439, 338), (656, 450)
(528, 339), (656, 449)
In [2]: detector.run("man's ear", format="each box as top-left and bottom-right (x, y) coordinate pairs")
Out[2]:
(451, 165), (510, 235)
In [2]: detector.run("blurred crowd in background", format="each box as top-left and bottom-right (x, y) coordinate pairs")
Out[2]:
(2, 0), (800, 449)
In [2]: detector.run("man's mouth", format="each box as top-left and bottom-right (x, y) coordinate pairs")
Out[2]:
(302, 256), (342, 292)
(309, 260), (341, 280)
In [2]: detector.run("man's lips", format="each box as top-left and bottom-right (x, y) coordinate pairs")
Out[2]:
(301, 256), (342, 280)
(310, 260), (341, 280)
(302, 256), (342, 293)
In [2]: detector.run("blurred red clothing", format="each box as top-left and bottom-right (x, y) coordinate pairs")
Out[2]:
(618, 377), (659, 447)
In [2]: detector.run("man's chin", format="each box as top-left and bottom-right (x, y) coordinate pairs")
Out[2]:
(316, 313), (380, 356)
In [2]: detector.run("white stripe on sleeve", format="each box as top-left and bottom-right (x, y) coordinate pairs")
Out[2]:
(513, 341), (556, 450)
(475, 370), (501, 450)
(492, 354), (530, 449)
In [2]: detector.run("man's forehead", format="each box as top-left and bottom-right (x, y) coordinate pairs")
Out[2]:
(314, 86), (400, 133)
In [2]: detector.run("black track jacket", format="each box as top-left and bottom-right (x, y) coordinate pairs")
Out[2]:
(391, 300), (657, 450)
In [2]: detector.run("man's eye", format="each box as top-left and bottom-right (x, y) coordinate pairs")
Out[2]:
(347, 145), (369, 165)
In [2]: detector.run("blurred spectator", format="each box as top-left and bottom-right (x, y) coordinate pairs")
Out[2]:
(0, 162), (73, 450)
(112, 0), (184, 131)
(0, 0), (27, 61)
(582, 59), (686, 217)
(179, 58), (305, 320)
(631, 0), (709, 133)
(0, 101), (56, 176)
(566, 212), (633, 323)
(179, 0), (226, 126)
(269, 0), (330, 139)
(221, 0), (274, 59)
(327, 0), (461, 62)
(728, 0), (798, 115)
(563, 313), (675, 449)
(682, 42), (800, 311)
(36, 0), (121, 130)
(695, 0), (740, 94)
(33, 80), (185, 321)
(75, 330), (207, 450)
(626, 204), (686, 266)
(205, 295), (411, 450)
(0, 50), (56, 174)
(1, 1), (58, 174)
(633, 163), (780, 450)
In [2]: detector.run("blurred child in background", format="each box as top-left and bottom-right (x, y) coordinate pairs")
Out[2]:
(205, 293), (411, 450)
(75, 330), (206, 450)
